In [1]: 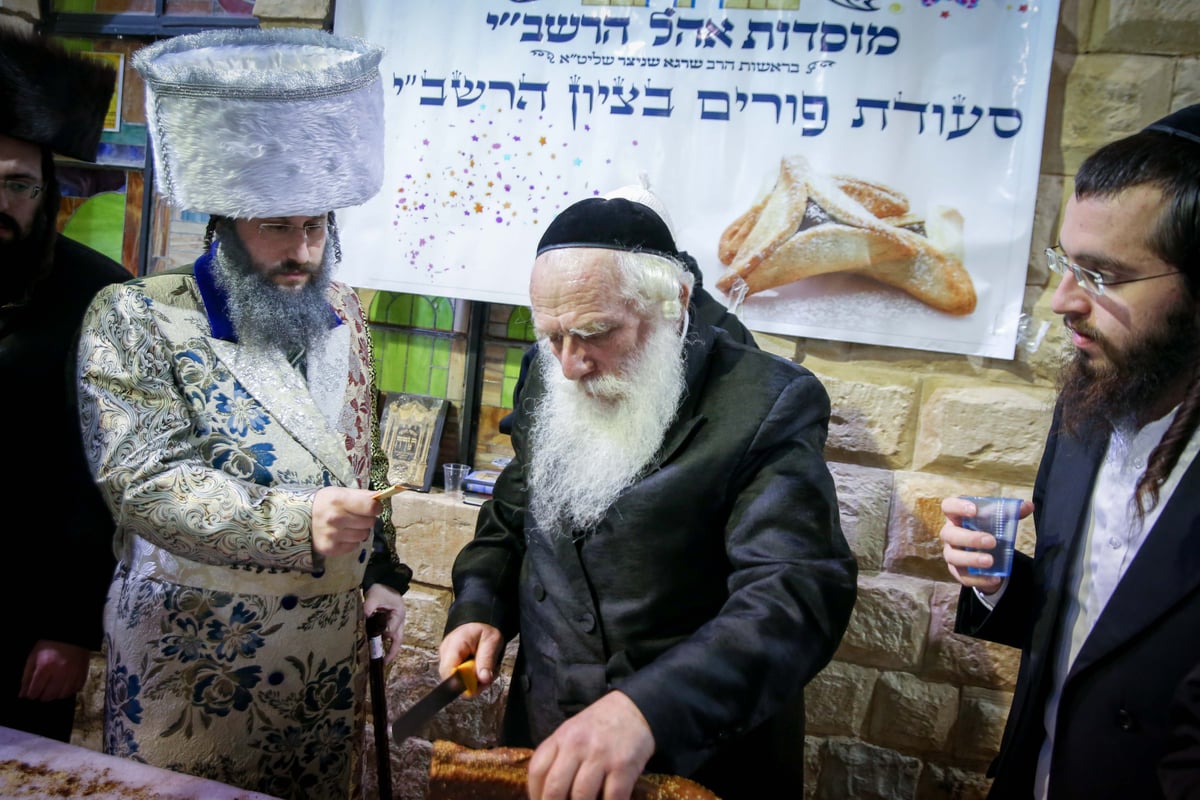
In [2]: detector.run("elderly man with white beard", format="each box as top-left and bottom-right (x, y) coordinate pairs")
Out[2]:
(438, 195), (858, 800)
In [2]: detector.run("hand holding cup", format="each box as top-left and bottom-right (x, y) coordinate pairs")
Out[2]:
(940, 495), (1031, 589)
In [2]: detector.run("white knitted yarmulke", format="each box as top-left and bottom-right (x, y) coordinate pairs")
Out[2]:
(601, 174), (676, 239)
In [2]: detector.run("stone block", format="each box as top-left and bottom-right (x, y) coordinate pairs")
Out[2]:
(1088, 0), (1200, 55)
(811, 737), (921, 800)
(836, 573), (933, 671)
(1054, 0), (1096, 55)
(399, 584), (453, 651)
(912, 384), (1053, 483)
(1007, 286), (1059, 379)
(866, 671), (959, 753)
(955, 685), (1013, 764)
(1174, 59), (1200, 110)
(804, 737), (822, 799)
(805, 661), (878, 737)
(925, 582), (1021, 691)
(1024, 281), (1073, 383)
(1038, 50), (1073, 178)
(886, 472), (1004, 580)
(829, 462), (892, 572)
(391, 491), (480, 588)
(820, 369), (919, 468)
(1061, 54), (1174, 174)
(917, 762), (994, 800)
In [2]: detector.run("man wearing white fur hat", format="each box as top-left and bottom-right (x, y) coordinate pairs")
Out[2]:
(75, 28), (410, 799)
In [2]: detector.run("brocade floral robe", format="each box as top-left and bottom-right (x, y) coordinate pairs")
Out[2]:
(77, 255), (389, 800)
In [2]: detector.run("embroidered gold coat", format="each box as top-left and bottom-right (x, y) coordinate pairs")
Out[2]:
(76, 254), (404, 800)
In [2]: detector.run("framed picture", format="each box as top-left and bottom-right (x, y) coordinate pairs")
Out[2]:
(379, 392), (449, 492)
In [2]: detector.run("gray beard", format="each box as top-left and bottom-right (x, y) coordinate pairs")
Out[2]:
(527, 317), (688, 538)
(210, 231), (334, 355)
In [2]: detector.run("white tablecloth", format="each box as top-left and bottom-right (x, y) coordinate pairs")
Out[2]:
(0, 726), (282, 799)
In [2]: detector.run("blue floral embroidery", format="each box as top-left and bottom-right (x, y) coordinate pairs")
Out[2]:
(162, 616), (207, 663)
(303, 661), (356, 714)
(207, 602), (267, 662)
(303, 716), (354, 772)
(107, 657), (143, 725)
(174, 349), (223, 401)
(192, 663), (262, 716)
(105, 722), (138, 759)
(214, 385), (271, 436)
(203, 437), (277, 483)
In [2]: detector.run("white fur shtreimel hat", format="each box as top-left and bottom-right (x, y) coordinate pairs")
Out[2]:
(133, 27), (384, 219)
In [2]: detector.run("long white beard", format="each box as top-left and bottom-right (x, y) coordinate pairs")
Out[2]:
(527, 318), (687, 537)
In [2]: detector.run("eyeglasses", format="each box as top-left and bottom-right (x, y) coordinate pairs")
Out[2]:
(1, 179), (43, 200)
(257, 220), (328, 242)
(1045, 246), (1179, 297)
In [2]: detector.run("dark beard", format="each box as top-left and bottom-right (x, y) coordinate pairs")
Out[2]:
(0, 210), (52, 306)
(210, 228), (334, 355)
(1058, 301), (1200, 438)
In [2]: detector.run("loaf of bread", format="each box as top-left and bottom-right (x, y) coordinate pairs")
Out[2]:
(428, 740), (721, 799)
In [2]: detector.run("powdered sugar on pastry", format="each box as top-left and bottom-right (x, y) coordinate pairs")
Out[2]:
(716, 155), (975, 316)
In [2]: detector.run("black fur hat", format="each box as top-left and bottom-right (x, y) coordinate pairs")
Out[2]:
(0, 27), (117, 161)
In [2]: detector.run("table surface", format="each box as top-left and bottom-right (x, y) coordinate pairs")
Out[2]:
(0, 726), (282, 799)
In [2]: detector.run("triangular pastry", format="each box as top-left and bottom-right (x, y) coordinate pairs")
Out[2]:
(715, 156), (975, 315)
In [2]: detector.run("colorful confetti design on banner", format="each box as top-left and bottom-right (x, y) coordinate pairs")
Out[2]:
(389, 108), (632, 277)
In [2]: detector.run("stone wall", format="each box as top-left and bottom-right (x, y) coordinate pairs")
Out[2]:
(6, 0), (1198, 798)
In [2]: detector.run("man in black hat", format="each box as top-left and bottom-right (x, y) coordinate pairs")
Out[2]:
(0, 28), (127, 743)
(438, 195), (858, 799)
(940, 104), (1200, 800)
(498, 181), (757, 436)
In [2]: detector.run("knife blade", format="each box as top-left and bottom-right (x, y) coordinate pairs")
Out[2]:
(391, 659), (478, 743)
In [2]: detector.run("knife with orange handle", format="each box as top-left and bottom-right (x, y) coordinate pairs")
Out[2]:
(390, 659), (479, 742)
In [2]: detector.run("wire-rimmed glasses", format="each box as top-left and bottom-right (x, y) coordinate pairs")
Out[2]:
(1045, 246), (1178, 297)
(1, 178), (43, 201)
(257, 220), (328, 243)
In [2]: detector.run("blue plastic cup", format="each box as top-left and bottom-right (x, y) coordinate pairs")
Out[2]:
(960, 496), (1021, 578)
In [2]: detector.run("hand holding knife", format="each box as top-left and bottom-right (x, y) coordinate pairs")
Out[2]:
(391, 659), (479, 743)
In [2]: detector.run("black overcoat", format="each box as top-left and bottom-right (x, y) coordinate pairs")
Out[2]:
(956, 403), (1200, 799)
(447, 317), (858, 798)
(0, 236), (128, 740)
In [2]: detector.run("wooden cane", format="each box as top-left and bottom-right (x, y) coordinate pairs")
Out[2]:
(366, 609), (393, 800)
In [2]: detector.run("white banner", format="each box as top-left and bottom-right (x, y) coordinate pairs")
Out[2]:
(333, 0), (1058, 359)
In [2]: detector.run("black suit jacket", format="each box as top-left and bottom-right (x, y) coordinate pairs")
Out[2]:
(956, 404), (1200, 799)
(1, 236), (128, 738)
